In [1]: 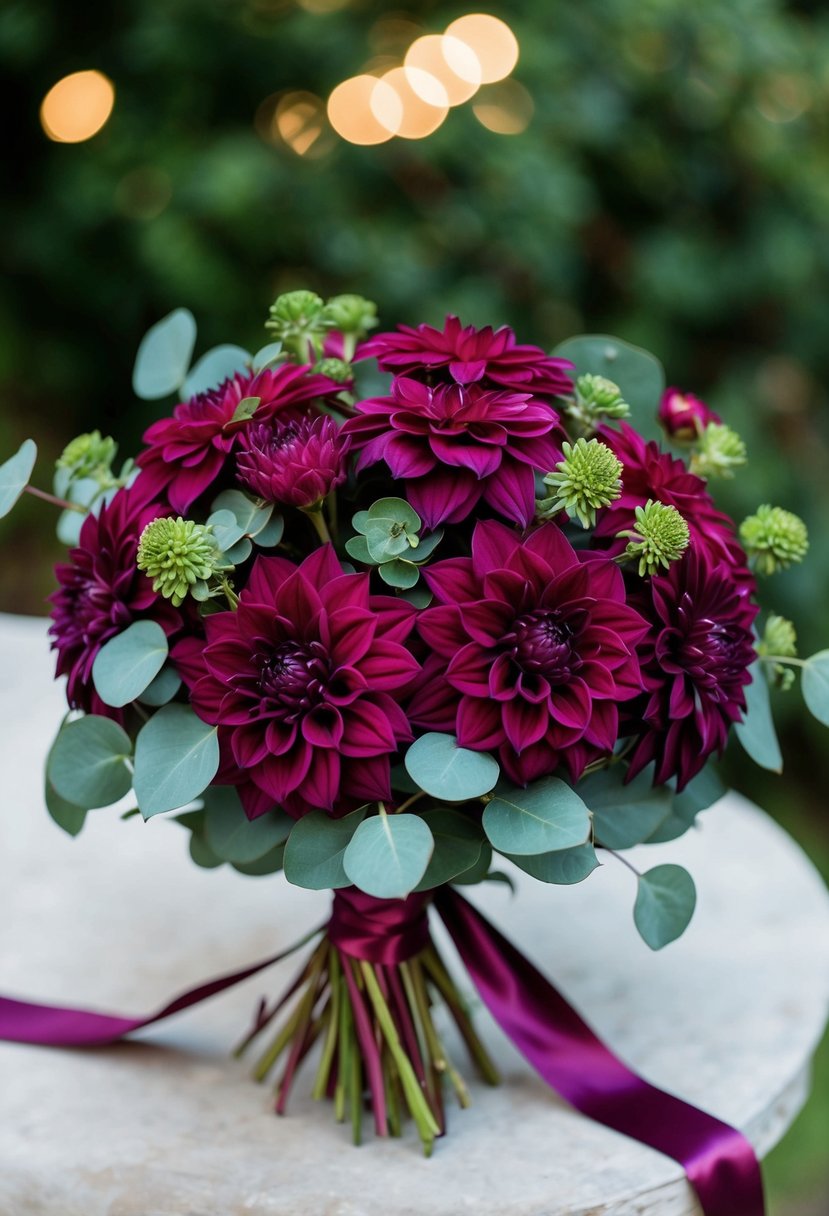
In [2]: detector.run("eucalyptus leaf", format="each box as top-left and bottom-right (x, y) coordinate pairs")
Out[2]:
(189, 834), (225, 870)
(345, 535), (373, 564)
(211, 489), (274, 538)
(366, 497), (421, 531)
(405, 733), (500, 802)
(133, 704), (220, 819)
(802, 650), (829, 726)
(183, 345), (250, 398)
(343, 812), (434, 899)
(252, 341), (284, 372)
(507, 843), (599, 885)
(735, 661), (783, 773)
(583, 765), (672, 849)
(45, 778), (88, 837)
(0, 439), (37, 520)
(57, 506), (85, 547)
(378, 559), (420, 589)
(414, 809), (484, 891)
(47, 715), (133, 810)
(204, 786), (292, 863)
(92, 620), (169, 708)
(483, 776), (591, 855)
(633, 864), (697, 950)
(132, 308), (197, 400)
(219, 537), (253, 566)
(364, 519), (412, 562)
(233, 844), (286, 876)
(451, 842), (494, 885)
(284, 807), (366, 890)
(553, 334), (665, 437)
(138, 664), (182, 707)
(253, 513), (284, 548)
(207, 508), (246, 552)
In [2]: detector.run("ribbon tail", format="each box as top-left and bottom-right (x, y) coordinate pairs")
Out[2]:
(436, 887), (765, 1216)
(0, 925), (324, 1047)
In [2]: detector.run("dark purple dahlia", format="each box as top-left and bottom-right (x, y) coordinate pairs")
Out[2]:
(593, 423), (747, 571)
(184, 546), (420, 819)
(49, 481), (179, 717)
(137, 364), (342, 514)
(360, 315), (573, 398)
(236, 415), (350, 509)
(407, 520), (647, 784)
(625, 547), (759, 790)
(341, 377), (563, 529)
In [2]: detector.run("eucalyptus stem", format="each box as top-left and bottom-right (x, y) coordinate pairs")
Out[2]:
(762, 654), (807, 668)
(304, 505), (332, 546)
(600, 847), (641, 877)
(24, 484), (85, 513)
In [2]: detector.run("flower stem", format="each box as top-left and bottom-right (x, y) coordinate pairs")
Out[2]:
(305, 506), (332, 546)
(24, 484), (85, 513)
(395, 791), (428, 814)
(761, 654), (807, 668)
(421, 946), (500, 1086)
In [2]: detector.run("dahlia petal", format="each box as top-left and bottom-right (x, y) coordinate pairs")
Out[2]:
(487, 651), (519, 702)
(231, 724), (272, 769)
(369, 596), (417, 644)
(294, 749), (341, 812)
(422, 557), (479, 606)
(171, 636), (207, 689)
(340, 700), (399, 757)
(406, 468), (481, 530)
(481, 458), (536, 527)
(167, 447), (227, 513)
(501, 697), (550, 752)
(322, 608), (376, 665)
(237, 779), (279, 821)
(265, 720), (298, 756)
(302, 705), (345, 749)
(417, 605), (470, 655)
(353, 642), (420, 690)
(341, 755), (393, 805)
(383, 433), (437, 478)
(448, 358), (487, 384)
(244, 556), (300, 605)
(471, 519), (521, 575)
(406, 658), (460, 730)
(447, 643), (495, 697)
(257, 743), (313, 801)
(428, 433), (502, 477)
(549, 679), (593, 731)
(456, 698), (504, 751)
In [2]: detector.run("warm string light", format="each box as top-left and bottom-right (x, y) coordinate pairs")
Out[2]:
(40, 70), (115, 143)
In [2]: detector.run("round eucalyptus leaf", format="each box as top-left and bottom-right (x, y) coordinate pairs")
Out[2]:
(633, 864), (697, 950)
(583, 765), (672, 849)
(207, 508), (246, 552)
(203, 786), (292, 863)
(343, 812), (434, 899)
(802, 650), (829, 726)
(92, 620), (169, 708)
(507, 843), (599, 885)
(284, 807), (366, 890)
(404, 733), (500, 802)
(451, 842), (493, 885)
(378, 559), (420, 589)
(252, 341), (284, 372)
(483, 776), (591, 855)
(45, 778), (88, 837)
(57, 506), (86, 547)
(414, 809), (484, 891)
(0, 439), (37, 520)
(211, 490), (274, 537)
(366, 497), (421, 531)
(253, 513), (284, 548)
(132, 308), (197, 400)
(734, 661), (783, 773)
(218, 537), (253, 567)
(189, 833), (224, 870)
(345, 535), (373, 565)
(233, 844), (286, 877)
(138, 664), (182, 707)
(552, 334), (665, 438)
(134, 704), (220, 819)
(648, 763), (726, 843)
(183, 344), (250, 399)
(47, 715), (133, 810)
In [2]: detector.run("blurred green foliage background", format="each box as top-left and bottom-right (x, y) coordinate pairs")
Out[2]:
(1, 0), (827, 1208)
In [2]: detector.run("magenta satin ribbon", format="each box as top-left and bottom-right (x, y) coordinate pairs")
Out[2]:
(0, 888), (764, 1215)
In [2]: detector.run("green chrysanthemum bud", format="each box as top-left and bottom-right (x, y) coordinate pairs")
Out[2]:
(314, 357), (353, 384)
(266, 290), (325, 332)
(690, 422), (747, 479)
(539, 438), (623, 528)
(739, 505), (808, 575)
(620, 499), (690, 577)
(57, 430), (118, 480)
(322, 294), (378, 337)
(575, 374), (630, 420)
(758, 614), (798, 690)
(137, 517), (218, 607)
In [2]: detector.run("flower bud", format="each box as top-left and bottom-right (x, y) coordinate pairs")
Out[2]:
(620, 499), (690, 577)
(137, 516), (219, 607)
(575, 374), (629, 420)
(57, 430), (118, 482)
(739, 505), (808, 575)
(265, 291), (327, 362)
(690, 422), (747, 479)
(539, 438), (623, 528)
(658, 388), (720, 441)
(236, 415), (349, 510)
(758, 614), (798, 690)
(321, 294), (378, 337)
(314, 357), (353, 384)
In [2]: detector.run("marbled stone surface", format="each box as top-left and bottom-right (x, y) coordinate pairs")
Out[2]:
(1, 614), (828, 1216)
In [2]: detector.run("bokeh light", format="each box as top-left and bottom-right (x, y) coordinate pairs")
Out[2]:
(328, 75), (402, 145)
(40, 70), (115, 144)
(275, 91), (330, 156)
(472, 79), (534, 134)
(373, 68), (449, 140)
(296, 0), (350, 11)
(405, 35), (482, 106)
(445, 14), (519, 84)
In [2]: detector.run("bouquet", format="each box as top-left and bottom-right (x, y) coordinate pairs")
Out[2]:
(2, 291), (825, 1210)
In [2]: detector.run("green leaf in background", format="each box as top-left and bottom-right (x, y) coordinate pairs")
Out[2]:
(133, 704), (220, 819)
(44, 777), (88, 837)
(633, 864), (697, 950)
(507, 843), (599, 885)
(132, 308), (197, 400)
(91, 620), (169, 708)
(483, 776), (591, 855)
(584, 765), (672, 849)
(802, 651), (829, 726)
(0, 439), (37, 520)
(233, 844), (286, 876)
(189, 833), (224, 870)
(553, 334), (665, 438)
(203, 785), (292, 863)
(404, 733), (500, 802)
(735, 660), (783, 773)
(251, 341), (284, 372)
(138, 664), (182, 707)
(210, 489), (274, 538)
(47, 715), (133, 809)
(284, 806), (366, 890)
(451, 842), (494, 885)
(645, 763), (727, 844)
(343, 812), (434, 899)
(183, 344), (250, 398)
(57, 507), (85, 547)
(414, 808), (484, 890)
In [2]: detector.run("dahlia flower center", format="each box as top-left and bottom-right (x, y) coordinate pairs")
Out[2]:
(502, 609), (584, 683)
(255, 640), (330, 718)
(679, 619), (747, 681)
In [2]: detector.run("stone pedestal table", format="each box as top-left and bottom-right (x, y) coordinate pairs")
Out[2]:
(1, 613), (829, 1216)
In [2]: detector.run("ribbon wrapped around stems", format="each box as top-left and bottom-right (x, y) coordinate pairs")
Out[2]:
(0, 886), (764, 1216)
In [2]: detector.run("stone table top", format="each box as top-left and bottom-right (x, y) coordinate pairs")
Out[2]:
(1, 613), (829, 1216)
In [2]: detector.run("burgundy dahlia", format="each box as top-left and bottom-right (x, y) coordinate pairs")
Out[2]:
(137, 364), (342, 513)
(658, 387), (720, 441)
(49, 481), (179, 717)
(593, 423), (746, 570)
(236, 416), (349, 509)
(185, 546), (420, 819)
(360, 315), (573, 398)
(341, 377), (563, 529)
(407, 520), (647, 784)
(625, 547), (758, 790)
